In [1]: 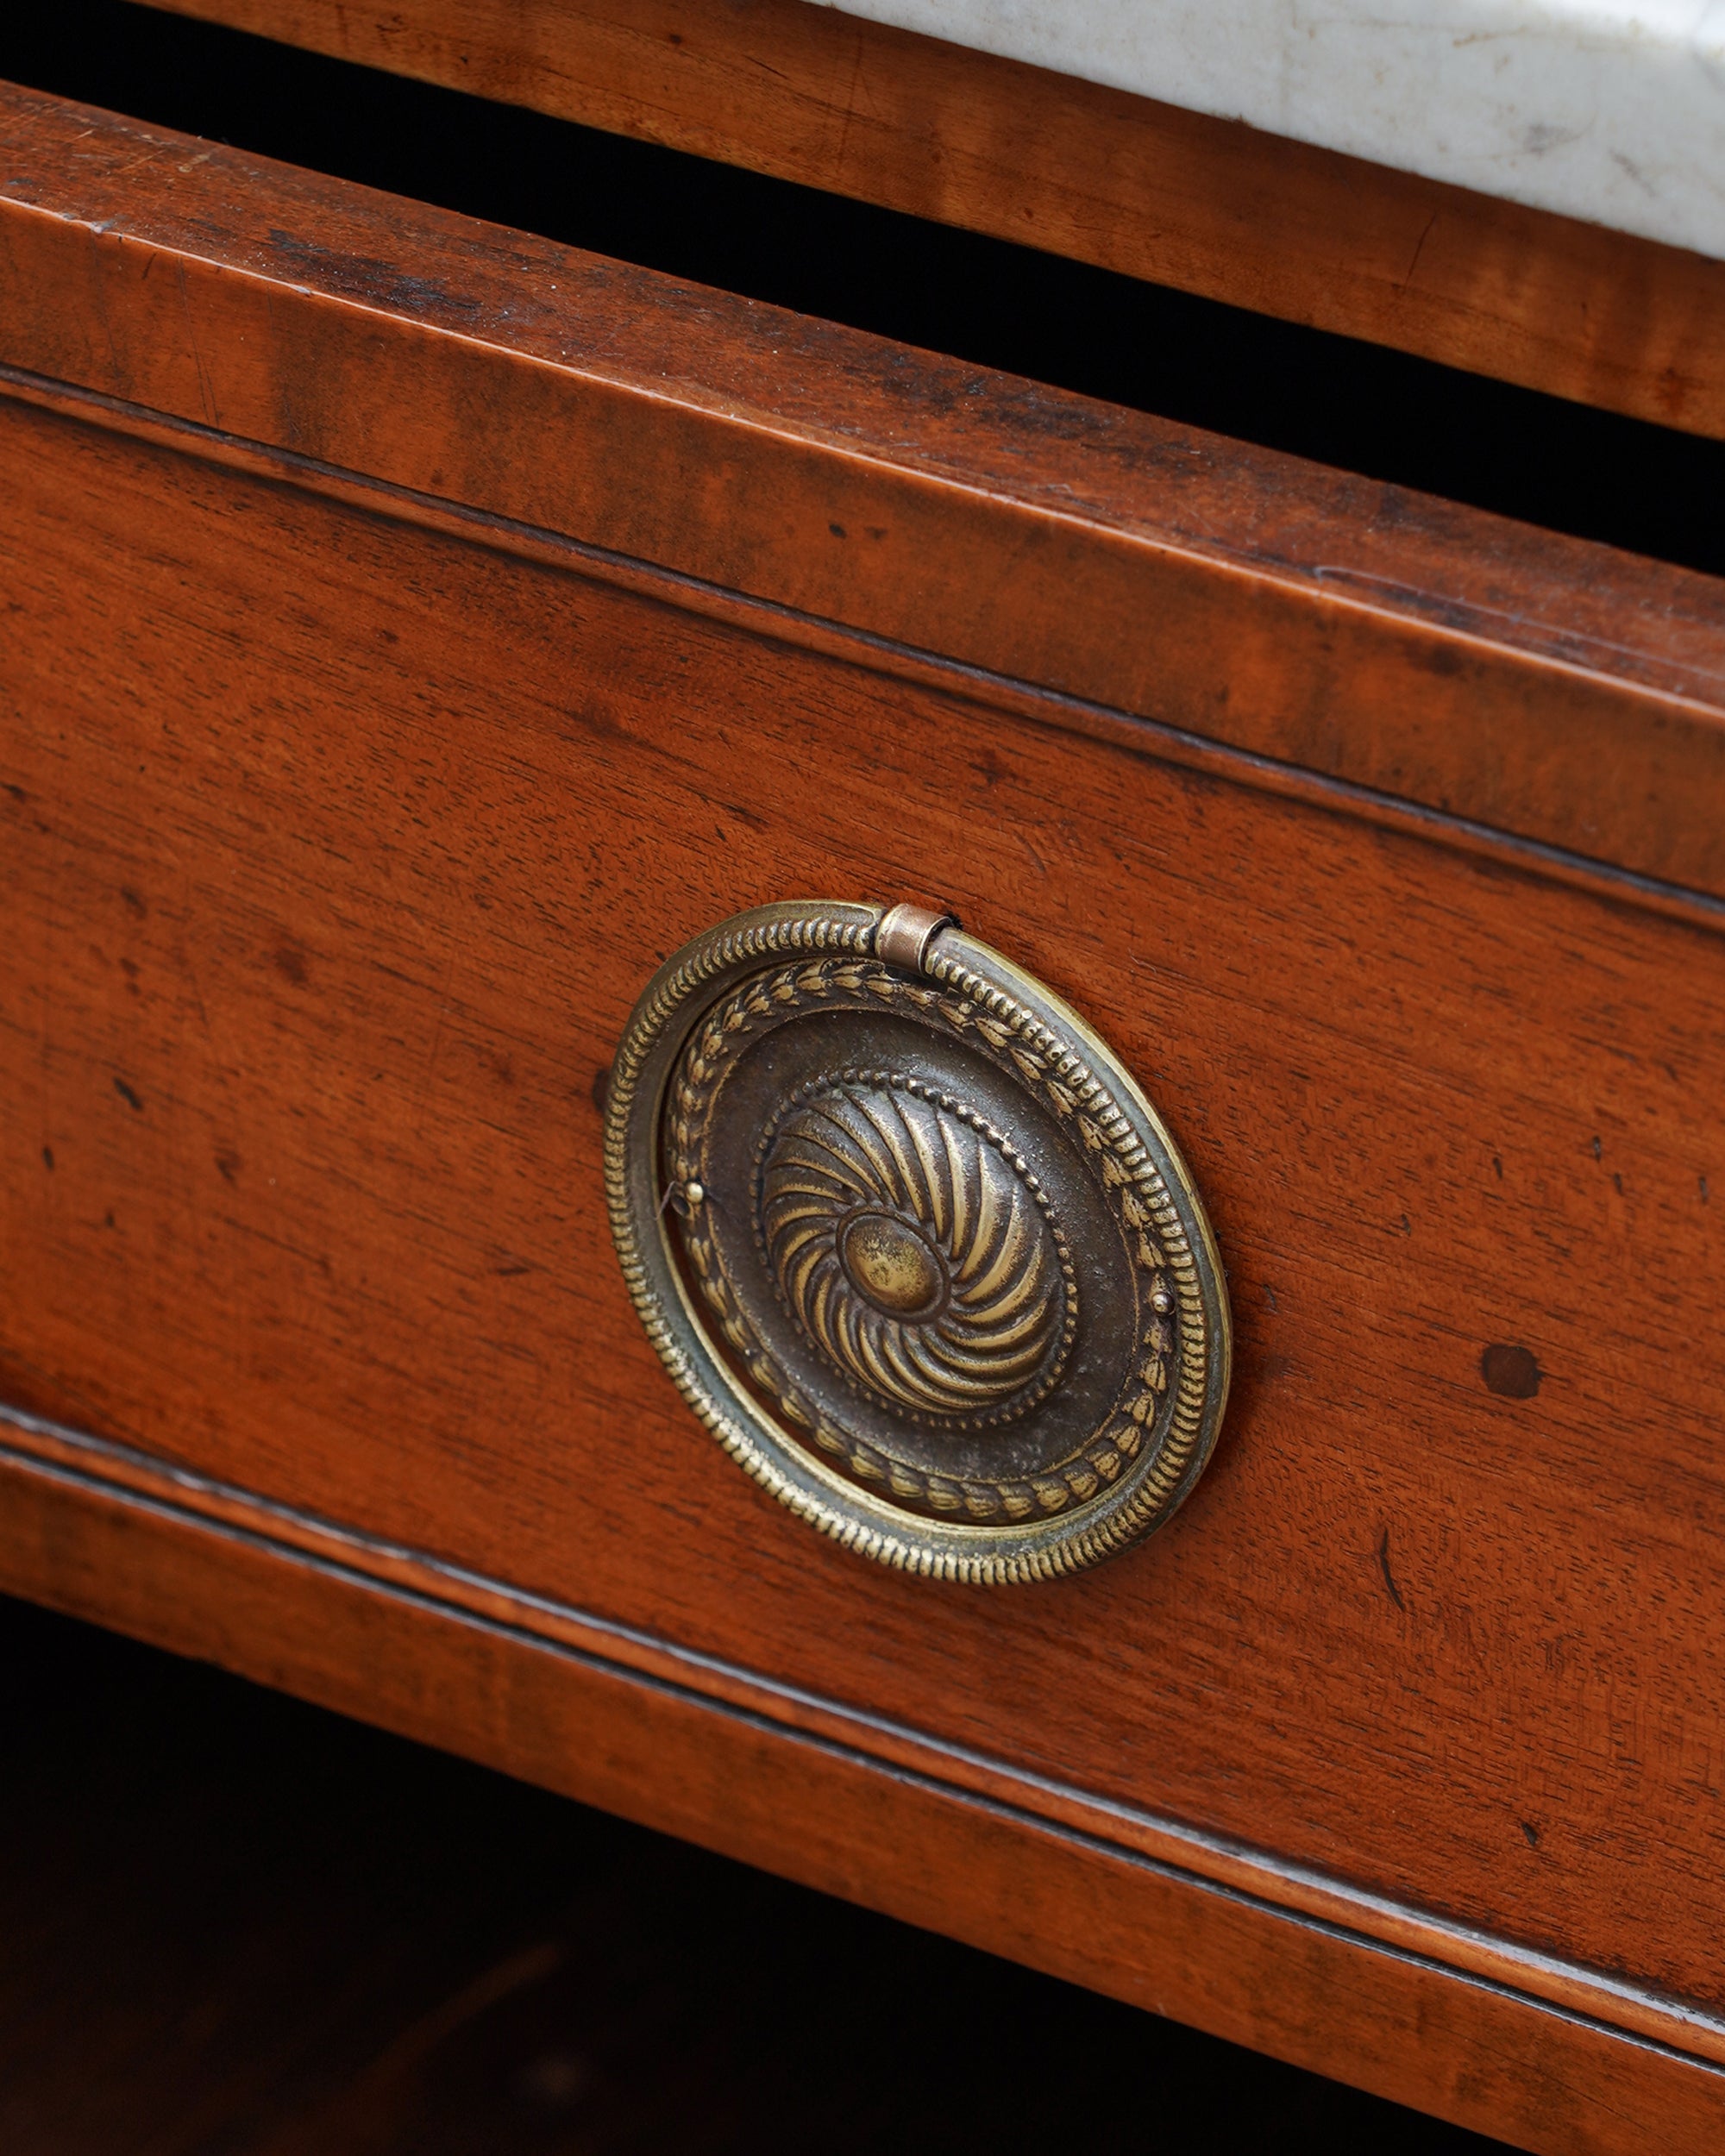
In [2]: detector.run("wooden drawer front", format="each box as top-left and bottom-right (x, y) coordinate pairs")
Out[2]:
(3, 80), (1725, 2155)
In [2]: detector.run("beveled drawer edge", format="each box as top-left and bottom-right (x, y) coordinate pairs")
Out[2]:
(3, 1394), (1719, 2084)
(1, 1418), (1720, 2156)
(8, 361), (1725, 953)
(6, 78), (1725, 900)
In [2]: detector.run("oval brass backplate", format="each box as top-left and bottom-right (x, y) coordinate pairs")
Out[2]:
(605, 901), (1231, 1583)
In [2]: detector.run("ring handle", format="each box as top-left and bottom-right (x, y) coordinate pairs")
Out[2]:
(605, 900), (1230, 1583)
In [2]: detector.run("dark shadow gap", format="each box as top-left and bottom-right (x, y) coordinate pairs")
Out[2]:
(2, 0), (1721, 578)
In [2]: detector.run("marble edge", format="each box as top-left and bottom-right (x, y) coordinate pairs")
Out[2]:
(817, 0), (1725, 265)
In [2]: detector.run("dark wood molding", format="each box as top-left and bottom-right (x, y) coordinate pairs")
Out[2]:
(2, 1397), (1719, 2073)
(3, 80), (1725, 901)
(2, 1419), (1722, 2156)
(8, 358), (1724, 954)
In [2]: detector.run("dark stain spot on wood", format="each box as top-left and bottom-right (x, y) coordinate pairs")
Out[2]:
(1482, 1343), (1541, 1399)
(1612, 1171), (1622, 1194)
(1377, 1528), (1407, 1613)
(1399, 1213), (1411, 1233)
(103, 1209), (116, 1228)
(120, 886), (147, 918)
(1590, 1134), (1603, 1160)
(216, 1150), (241, 1184)
(494, 1261), (533, 1277)
(113, 1077), (143, 1112)
(1703, 1175), (1711, 1202)
(1263, 1282), (1278, 1312)
(3, 781), (24, 802)
(1520, 1820), (1540, 1847)
(275, 944), (309, 986)
(566, 699), (630, 747)
(266, 229), (482, 317)
(829, 522), (846, 538)
(41, 1145), (53, 1170)
(591, 1065), (612, 1119)
(1491, 1154), (1503, 1179)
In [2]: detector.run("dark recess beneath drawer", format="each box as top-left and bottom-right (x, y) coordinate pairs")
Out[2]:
(0, 1591), (1510, 2155)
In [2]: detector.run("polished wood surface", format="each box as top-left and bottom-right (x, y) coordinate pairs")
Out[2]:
(9, 1595), (1506, 2155)
(9, 365), (1724, 2013)
(3, 84), (1725, 906)
(6, 299), (1725, 2057)
(136, 0), (1725, 441)
(4, 79), (1725, 2155)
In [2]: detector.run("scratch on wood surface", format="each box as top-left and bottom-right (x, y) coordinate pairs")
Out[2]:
(1377, 1527), (1407, 1614)
(173, 257), (220, 427)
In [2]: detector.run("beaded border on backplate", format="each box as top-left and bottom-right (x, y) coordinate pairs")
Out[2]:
(603, 903), (1230, 1584)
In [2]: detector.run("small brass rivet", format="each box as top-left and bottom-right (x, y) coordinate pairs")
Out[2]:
(1151, 1285), (1175, 1315)
(686, 1181), (705, 1207)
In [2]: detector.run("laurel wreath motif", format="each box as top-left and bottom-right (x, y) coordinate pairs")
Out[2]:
(665, 957), (1188, 1526)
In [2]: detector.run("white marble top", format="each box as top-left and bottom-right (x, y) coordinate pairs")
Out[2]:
(819, 2), (1725, 262)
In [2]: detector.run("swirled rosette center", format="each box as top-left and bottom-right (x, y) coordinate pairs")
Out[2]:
(759, 1076), (1076, 1426)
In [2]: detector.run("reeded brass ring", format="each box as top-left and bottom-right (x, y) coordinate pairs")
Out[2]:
(604, 901), (1231, 1583)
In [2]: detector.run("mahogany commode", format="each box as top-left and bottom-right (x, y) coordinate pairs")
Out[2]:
(2, 14), (1724, 2153)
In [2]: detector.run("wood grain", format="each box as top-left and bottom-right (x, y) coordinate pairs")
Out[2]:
(3, 379), (1725, 2023)
(5, 76), (1725, 2148)
(135, 0), (1725, 440)
(3, 85), (1725, 906)
(2, 1448), (1719, 2156)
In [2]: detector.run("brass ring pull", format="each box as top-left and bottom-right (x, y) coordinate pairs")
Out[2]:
(605, 901), (1230, 1583)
